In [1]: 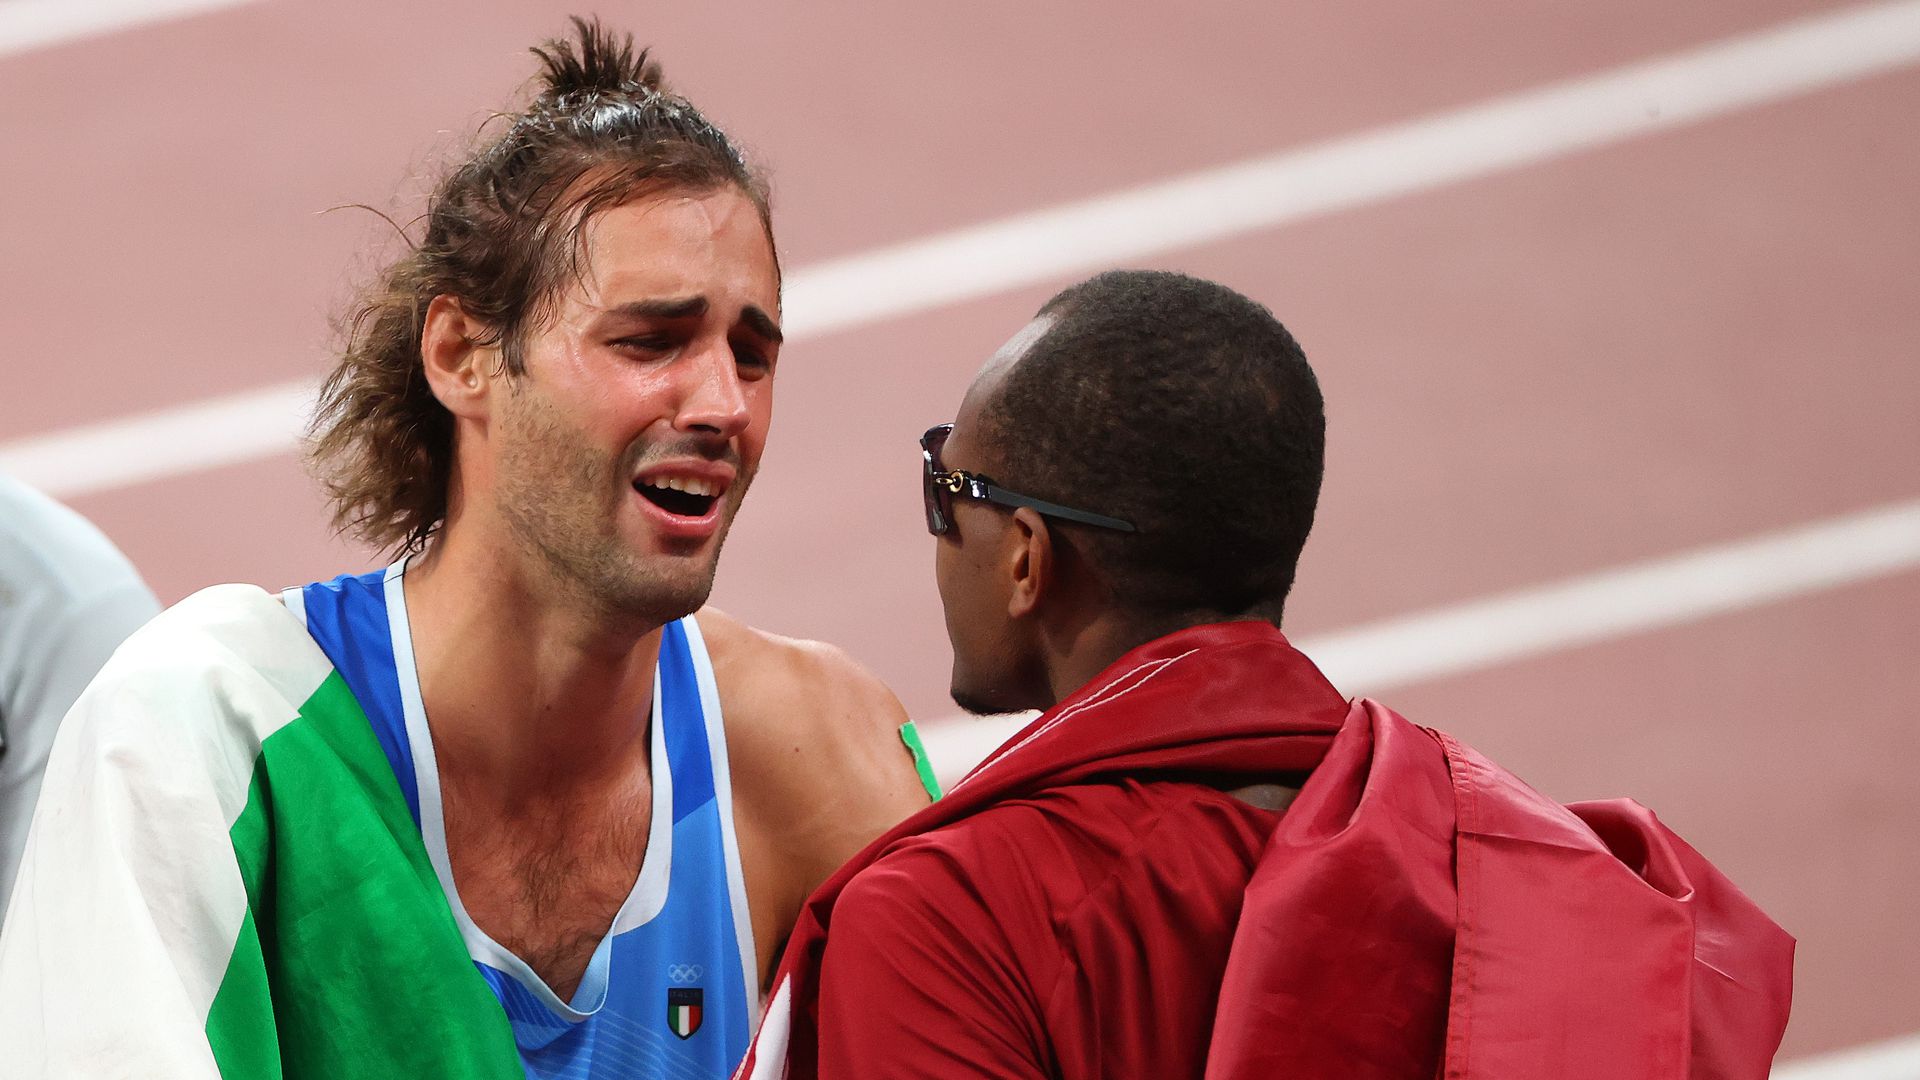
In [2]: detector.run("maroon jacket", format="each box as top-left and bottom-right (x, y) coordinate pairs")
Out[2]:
(737, 621), (1794, 1079)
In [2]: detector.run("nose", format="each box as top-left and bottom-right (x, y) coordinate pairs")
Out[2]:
(673, 339), (753, 439)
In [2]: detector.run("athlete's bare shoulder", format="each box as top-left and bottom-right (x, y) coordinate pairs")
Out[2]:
(696, 605), (888, 721)
(692, 608), (932, 983)
(695, 607), (927, 820)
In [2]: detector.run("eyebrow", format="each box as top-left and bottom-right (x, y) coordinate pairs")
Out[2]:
(607, 297), (784, 345)
(738, 305), (784, 346)
(609, 297), (708, 321)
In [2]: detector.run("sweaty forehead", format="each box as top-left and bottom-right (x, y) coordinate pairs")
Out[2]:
(571, 188), (779, 314)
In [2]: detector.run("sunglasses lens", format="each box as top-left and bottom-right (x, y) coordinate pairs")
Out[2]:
(921, 426), (951, 535)
(921, 469), (946, 535)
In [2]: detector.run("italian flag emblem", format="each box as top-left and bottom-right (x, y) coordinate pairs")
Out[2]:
(667, 987), (703, 1039)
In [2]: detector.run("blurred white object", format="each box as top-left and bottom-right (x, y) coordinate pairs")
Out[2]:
(1769, 1031), (1920, 1078)
(0, 474), (158, 924)
(916, 712), (1036, 791)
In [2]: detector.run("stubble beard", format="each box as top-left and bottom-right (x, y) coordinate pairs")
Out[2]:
(950, 684), (1014, 718)
(947, 623), (1050, 718)
(495, 397), (748, 630)
(948, 657), (1038, 718)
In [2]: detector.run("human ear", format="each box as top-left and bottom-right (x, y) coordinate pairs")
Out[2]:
(1006, 507), (1051, 621)
(420, 295), (497, 422)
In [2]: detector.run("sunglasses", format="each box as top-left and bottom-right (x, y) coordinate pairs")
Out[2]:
(920, 424), (1136, 537)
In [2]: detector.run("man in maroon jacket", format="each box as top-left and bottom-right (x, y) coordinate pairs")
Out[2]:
(738, 270), (1795, 1079)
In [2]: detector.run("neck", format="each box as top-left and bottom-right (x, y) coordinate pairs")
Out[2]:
(1036, 606), (1266, 709)
(1034, 609), (1162, 710)
(401, 527), (663, 805)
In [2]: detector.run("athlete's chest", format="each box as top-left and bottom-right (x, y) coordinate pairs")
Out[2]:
(295, 569), (761, 1070)
(442, 785), (655, 999)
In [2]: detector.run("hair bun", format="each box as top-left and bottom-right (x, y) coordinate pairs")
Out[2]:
(532, 15), (665, 102)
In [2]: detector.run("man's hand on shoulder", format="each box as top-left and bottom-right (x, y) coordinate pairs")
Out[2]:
(693, 609), (933, 983)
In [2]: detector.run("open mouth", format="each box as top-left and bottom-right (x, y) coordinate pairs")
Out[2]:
(634, 477), (721, 518)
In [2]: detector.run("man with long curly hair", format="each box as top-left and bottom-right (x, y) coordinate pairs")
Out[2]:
(0, 19), (931, 1079)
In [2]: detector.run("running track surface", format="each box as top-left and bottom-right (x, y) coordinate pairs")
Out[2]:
(2, 0), (1916, 1066)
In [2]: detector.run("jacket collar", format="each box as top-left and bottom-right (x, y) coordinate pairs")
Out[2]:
(945, 619), (1349, 813)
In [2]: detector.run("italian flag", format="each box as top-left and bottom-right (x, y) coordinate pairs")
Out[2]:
(0, 585), (525, 1078)
(668, 989), (703, 1039)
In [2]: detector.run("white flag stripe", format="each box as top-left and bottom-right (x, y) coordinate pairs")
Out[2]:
(10, 2), (1920, 497)
(0, 585), (336, 1069)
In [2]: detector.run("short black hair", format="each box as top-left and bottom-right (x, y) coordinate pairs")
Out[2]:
(979, 269), (1324, 625)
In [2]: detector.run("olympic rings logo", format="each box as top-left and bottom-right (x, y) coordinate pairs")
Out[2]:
(667, 964), (704, 983)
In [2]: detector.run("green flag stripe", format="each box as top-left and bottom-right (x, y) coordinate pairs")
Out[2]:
(898, 720), (944, 802)
(205, 672), (524, 1079)
(206, 909), (282, 1079)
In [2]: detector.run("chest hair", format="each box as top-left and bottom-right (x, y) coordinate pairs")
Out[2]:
(443, 784), (654, 1000)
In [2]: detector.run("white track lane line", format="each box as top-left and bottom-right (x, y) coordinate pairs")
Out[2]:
(780, 0), (1920, 339)
(1773, 1033), (1920, 1079)
(918, 497), (1920, 776)
(0, 380), (318, 500)
(8, 0), (1920, 497)
(1303, 498), (1920, 694)
(0, 0), (256, 58)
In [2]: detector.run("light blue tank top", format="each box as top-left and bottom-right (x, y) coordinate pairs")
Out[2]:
(287, 561), (757, 1079)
